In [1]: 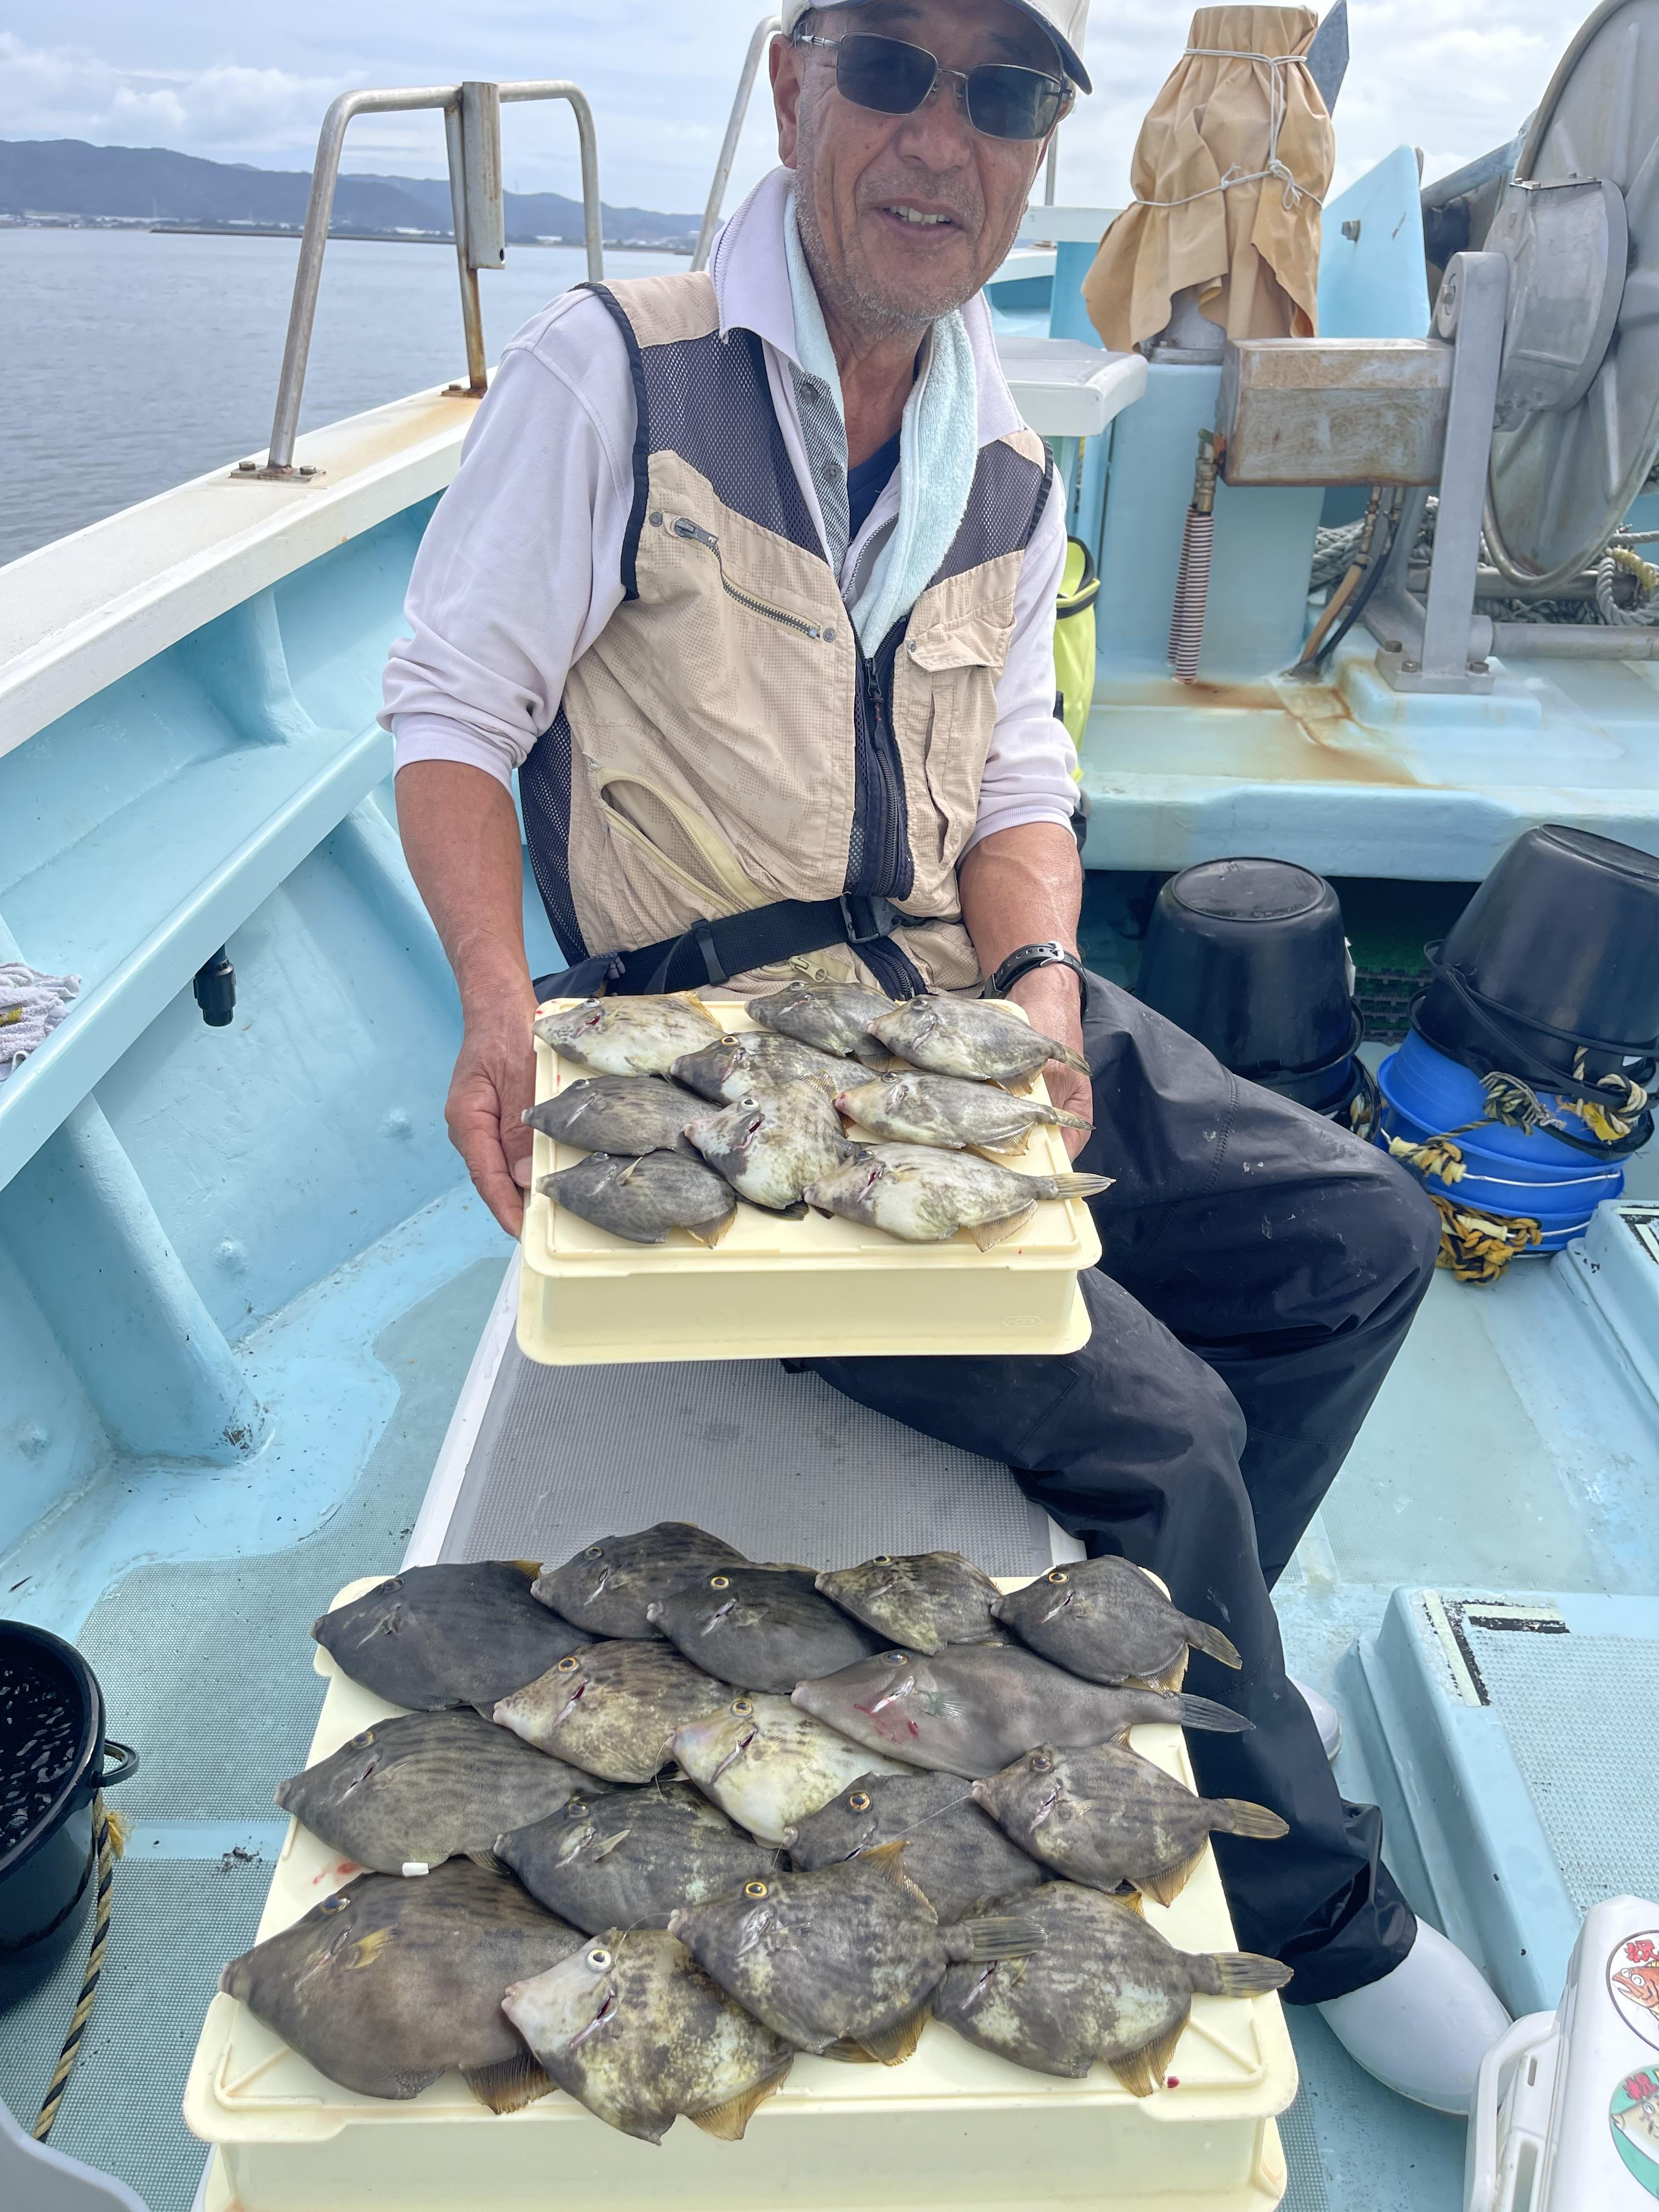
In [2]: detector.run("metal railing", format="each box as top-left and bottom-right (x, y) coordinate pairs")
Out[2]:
(693, 16), (780, 274)
(259, 79), (603, 478)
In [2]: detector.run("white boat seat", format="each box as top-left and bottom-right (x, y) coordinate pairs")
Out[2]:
(0, 2099), (150, 2212)
(993, 336), (1148, 442)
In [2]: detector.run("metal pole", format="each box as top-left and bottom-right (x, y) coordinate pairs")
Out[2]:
(1043, 131), (1059, 205)
(444, 104), (489, 396)
(693, 15), (780, 272)
(1417, 251), (1508, 686)
(503, 82), (605, 281)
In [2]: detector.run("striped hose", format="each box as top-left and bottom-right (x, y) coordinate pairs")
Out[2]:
(32, 1793), (122, 2142)
(1169, 430), (1219, 685)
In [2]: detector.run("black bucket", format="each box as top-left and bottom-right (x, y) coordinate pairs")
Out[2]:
(1417, 825), (1659, 1083)
(1136, 857), (1361, 1110)
(0, 1621), (138, 2012)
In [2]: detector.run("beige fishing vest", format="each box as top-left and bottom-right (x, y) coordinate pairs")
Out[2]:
(519, 273), (1055, 996)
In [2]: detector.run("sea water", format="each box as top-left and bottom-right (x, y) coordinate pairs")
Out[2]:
(1, 227), (686, 567)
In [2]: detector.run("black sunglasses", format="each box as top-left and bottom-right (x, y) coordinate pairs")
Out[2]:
(796, 30), (1072, 143)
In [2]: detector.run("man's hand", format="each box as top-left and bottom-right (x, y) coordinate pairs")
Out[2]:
(447, 984), (539, 1235)
(1006, 965), (1092, 1160)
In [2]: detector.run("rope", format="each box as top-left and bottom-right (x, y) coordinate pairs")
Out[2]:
(1311, 520), (1365, 592)
(1132, 49), (1324, 213)
(1427, 1195), (1543, 1284)
(33, 1794), (125, 2142)
(1595, 542), (1659, 627)
(1386, 1132), (1467, 1184)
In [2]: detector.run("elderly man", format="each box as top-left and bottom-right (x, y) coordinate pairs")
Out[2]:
(385, 0), (1506, 2109)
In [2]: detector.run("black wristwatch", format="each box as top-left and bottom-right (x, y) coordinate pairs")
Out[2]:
(984, 941), (1089, 1014)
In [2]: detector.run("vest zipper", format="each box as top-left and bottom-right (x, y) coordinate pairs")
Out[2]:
(669, 516), (830, 641)
(850, 628), (913, 903)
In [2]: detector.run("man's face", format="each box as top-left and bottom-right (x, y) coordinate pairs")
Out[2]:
(774, 0), (1062, 335)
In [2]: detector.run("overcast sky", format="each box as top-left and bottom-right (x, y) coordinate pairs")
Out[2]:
(0, 3), (1578, 215)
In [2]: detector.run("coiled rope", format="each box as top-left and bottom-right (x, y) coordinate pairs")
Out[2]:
(32, 1794), (126, 2142)
(1595, 541), (1659, 627)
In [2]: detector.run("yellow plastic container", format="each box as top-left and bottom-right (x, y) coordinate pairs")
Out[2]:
(516, 1005), (1101, 1365)
(184, 1578), (1296, 2212)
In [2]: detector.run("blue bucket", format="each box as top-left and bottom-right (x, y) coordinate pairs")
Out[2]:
(1376, 1031), (1624, 1254)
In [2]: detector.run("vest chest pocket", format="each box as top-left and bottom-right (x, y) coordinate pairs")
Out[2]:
(902, 607), (1015, 871)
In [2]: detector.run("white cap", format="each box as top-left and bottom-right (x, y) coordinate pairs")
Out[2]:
(778, 1), (1092, 94)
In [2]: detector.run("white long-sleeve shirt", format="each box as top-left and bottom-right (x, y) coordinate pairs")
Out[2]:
(382, 166), (1078, 851)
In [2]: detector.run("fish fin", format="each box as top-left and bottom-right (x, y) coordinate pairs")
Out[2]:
(1136, 1848), (1207, 1909)
(685, 1206), (738, 1249)
(510, 1559), (543, 1581)
(1180, 1616), (1244, 1670)
(1050, 1107), (1094, 1132)
(590, 1829), (633, 1860)
(686, 2062), (793, 2138)
(466, 1849), (510, 1876)
(1210, 1800), (1290, 1842)
(461, 2051), (556, 2115)
(856, 2005), (930, 2066)
(853, 1039), (890, 1069)
(1048, 1172), (1114, 1200)
(968, 1205), (1037, 1252)
(968, 1144), (1024, 1165)
(822, 2037), (883, 2064)
(346, 1926), (394, 1968)
(1108, 2022), (1184, 2098)
(1189, 1952), (1294, 1999)
(1133, 1652), (1188, 1695)
(958, 1915), (1044, 1962)
(1056, 1043), (1092, 1076)
(1109, 1885), (1145, 1917)
(1173, 1694), (1251, 1735)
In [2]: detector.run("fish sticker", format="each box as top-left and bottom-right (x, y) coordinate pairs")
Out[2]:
(1611, 1931), (1659, 2053)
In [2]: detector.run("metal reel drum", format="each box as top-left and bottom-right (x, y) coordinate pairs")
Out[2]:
(1485, 0), (1659, 591)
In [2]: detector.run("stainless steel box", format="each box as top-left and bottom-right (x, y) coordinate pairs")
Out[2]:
(1217, 338), (1453, 486)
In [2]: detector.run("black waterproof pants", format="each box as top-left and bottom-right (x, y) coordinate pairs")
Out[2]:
(809, 976), (1440, 2006)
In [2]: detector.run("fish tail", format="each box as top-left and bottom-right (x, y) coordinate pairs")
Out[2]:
(1209, 1799), (1290, 1842)
(1188, 1952), (1294, 2000)
(1048, 1107), (1095, 1132)
(956, 1914), (1045, 1961)
(1173, 1693), (1252, 1735)
(1045, 1172), (1115, 1201)
(1059, 1044), (1092, 1075)
(1181, 1616), (1244, 1670)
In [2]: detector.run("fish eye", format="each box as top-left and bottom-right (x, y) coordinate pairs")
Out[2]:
(848, 1792), (871, 1813)
(557, 1656), (581, 1673)
(319, 1894), (348, 1914)
(1047, 1570), (1069, 1584)
(584, 1546), (604, 1560)
(886, 1651), (909, 1663)
(586, 1946), (612, 1971)
(1030, 1754), (1053, 1773)
(709, 1575), (730, 1590)
(731, 1699), (754, 1717)
(566, 1800), (589, 1819)
(349, 1731), (376, 1749)
(872, 1555), (893, 1566)
(744, 1881), (769, 1899)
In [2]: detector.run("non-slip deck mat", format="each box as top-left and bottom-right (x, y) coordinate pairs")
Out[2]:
(439, 1347), (1058, 1575)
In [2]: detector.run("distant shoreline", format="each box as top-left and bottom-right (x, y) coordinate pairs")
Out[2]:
(146, 225), (692, 252)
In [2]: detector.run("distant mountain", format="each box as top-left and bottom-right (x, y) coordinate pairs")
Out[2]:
(0, 140), (701, 249)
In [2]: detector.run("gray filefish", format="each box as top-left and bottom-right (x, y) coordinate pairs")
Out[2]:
(311, 1562), (586, 1716)
(869, 996), (1092, 1084)
(219, 1858), (583, 2111)
(523, 1075), (701, 1157)
(649, 1565), (885, 1696)
(932, 1882), (1291, 2092)
(792, 1645), (1250, 1779)
(495, 1640), (733, 1786)
(668, 1843), (1041, 2063)
(496, 1780), (775, 1936)
(992, 1556), (1243, 1692)
(782, 1769), (1049, 1924)
(670, 1693), (913, 1846)
(534, 1522), (748, 1641)
(746, 980), (894, 1066)
(503, 1927), (794, 2143)
(971, 1741), (1288, 1907)
(684, 1082), (859, 1213)
(535, 994), (721, 1076)
(670, 1032), (852, 1104)
(805, 1144), (1111, 1250)
(835, 1070), (1092, 1155)
(540, 1149), (737, 1247)
(275, 1711), (597, 1876)
(815, 1551), (1002, 1654)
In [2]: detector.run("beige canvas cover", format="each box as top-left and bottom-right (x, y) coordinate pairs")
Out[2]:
(1082, 6), (1334, 353)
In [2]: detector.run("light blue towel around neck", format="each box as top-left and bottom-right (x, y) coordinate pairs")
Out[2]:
(784, 195), (979, 653)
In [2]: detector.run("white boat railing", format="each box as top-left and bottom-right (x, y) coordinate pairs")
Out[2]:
(693, 16), (780, 274)
(262, 79), (603, 478)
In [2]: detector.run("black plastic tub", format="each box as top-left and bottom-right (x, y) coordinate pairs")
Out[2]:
(0, 1621), (137, 2011)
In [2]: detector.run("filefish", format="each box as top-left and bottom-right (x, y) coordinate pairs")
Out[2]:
(670, 1693), (913, 1846)
(218, 1859), (584, 2111)
(540, 1150), (737, 1248)
(792, 1645), (1250, 1780)
(684, 1082), (860, 1214)
(805, 1145), (1111, 1250)
(834, 1070), (1092, 1156)
(668, 1843), (1041, 2063)
(311, 1563), (586, 1716)
(523, 1075), (701, 1157)
(870, 996), (1091, 1084)
(992, 1556), (1243, 1692)
(649, 1566), (885, 1696)
(503, 1927), (794, 2143)
(782, 1769), (1049, 1924)
(670, 1033), (851, 1104)
(534, 1523), (748, 1641)
(971, 1741), (1288, 1908)
(535, 994), (722, 1076)
(815, 1551), (1002, 1654)
(495, 1641), (733, 1786)
(932, 1883), (1291, 2093)
(746, 980), (894, 1066)
(496, 1781), (776, 1936)
(275, 1712), (596, 1877)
